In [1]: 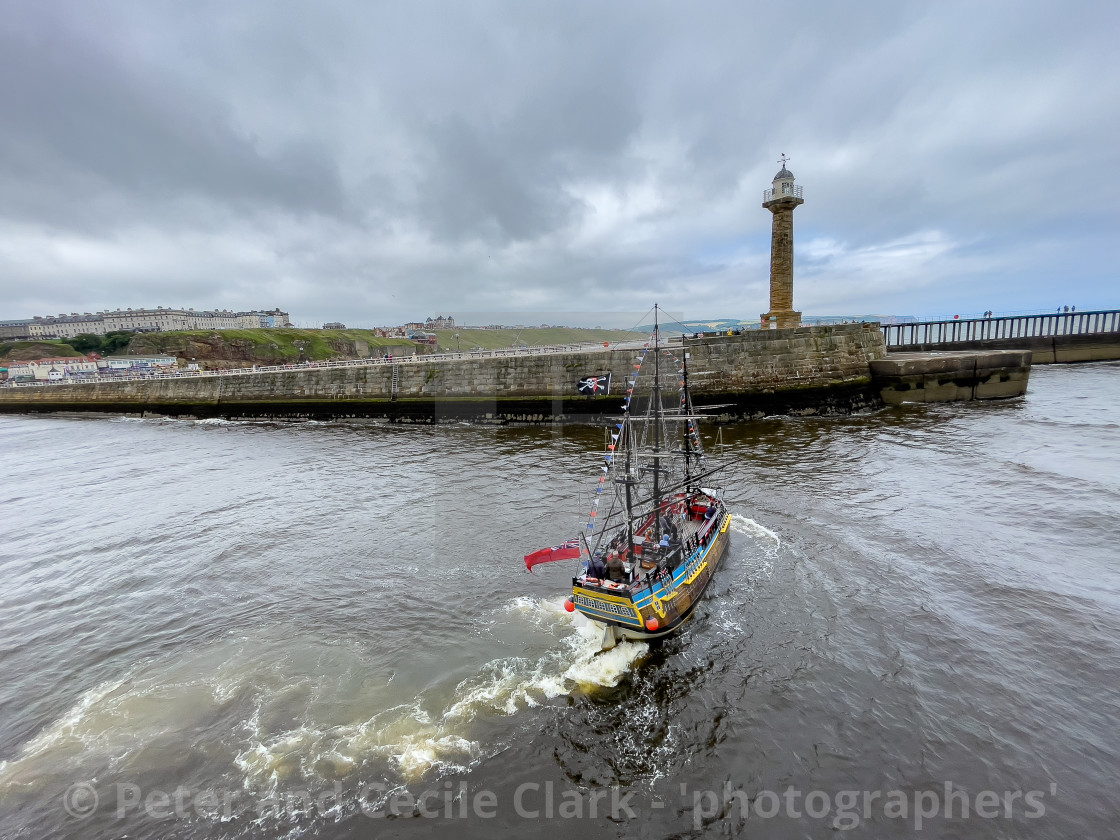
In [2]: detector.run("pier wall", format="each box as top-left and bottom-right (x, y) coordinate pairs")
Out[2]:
(870, 350), (1032, 405)
(0, 324), (886, 422)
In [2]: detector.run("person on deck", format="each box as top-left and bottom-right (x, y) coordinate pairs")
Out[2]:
(606, 552), (627, 584)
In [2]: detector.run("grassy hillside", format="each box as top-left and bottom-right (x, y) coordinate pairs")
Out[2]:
(127, 328), (419, 366)
(1, 327), (646, 368)
(429, 327), (638, 351)
(0, 340), (82, 362)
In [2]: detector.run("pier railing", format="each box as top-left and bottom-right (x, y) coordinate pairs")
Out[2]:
(882, 310), (1120, 349)
(0, 340), (649, 389)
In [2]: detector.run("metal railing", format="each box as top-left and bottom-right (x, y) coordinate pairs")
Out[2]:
(763, 184), (803, 201)
(0, 340), (644, 389)
(881, 310), (1120, 349)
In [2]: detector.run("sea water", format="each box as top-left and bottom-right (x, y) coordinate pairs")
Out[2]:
(0, 362), (1117, 838)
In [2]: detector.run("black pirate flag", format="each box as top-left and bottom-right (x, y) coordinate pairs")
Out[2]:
(577, 373), (611, 396)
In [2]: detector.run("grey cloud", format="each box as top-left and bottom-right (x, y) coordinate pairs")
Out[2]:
(0, 0), (1116, 324)
(0, 7), (349, 231)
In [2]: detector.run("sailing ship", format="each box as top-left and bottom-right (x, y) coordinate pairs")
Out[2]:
(525, 305), (731, 650)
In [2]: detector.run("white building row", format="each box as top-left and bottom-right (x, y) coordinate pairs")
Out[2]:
(0, 307), (290, 340)
(5, 355), (180, 381)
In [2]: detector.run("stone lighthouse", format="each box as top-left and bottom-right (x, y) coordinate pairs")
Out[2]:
(760, 155), (804, 329)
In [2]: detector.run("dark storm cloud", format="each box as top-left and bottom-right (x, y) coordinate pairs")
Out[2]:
(0, 0), (1116, 324)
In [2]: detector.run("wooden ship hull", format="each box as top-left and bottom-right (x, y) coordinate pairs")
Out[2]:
(570, 495), (732, 649)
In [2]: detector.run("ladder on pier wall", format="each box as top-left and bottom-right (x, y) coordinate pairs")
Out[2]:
(390, 364), (400, 401)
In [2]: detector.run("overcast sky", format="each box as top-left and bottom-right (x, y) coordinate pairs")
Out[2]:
(1, 0), (1116, 328)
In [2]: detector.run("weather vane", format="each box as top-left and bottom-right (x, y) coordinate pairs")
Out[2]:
(778, 153), (790, 169)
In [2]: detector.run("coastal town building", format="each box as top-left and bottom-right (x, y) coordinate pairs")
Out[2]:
(100, 355), (179, 371)
(6, 357), (100, 381)
(395, 317), (455, 333)
(6, 354), (180, 382)
(323, 322), (346, 330)
(0, 307), (290, 340)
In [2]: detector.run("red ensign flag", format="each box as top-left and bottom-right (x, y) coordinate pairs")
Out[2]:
(524, 539), (581, 571)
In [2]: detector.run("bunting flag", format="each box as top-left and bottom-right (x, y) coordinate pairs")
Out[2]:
(524, 539), (582, 572)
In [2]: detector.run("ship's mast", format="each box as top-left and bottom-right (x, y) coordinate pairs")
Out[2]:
(652, 304), (663, 540)
(624, 415), (635, 561)
(681, 339), (693, 489)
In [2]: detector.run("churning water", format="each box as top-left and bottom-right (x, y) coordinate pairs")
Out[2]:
(0, 362), (1118, 839)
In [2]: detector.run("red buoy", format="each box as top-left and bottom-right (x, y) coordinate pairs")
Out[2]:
(645, 617), (659, 632)
(564, 598), (575, 613)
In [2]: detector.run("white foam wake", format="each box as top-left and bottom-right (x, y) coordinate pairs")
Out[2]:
(0, 600), (648, 793)
(730, 513), (781, 548)
(238, 600), (646, 784)
(447, 599), (646, 717)
(0, 675), (132, 793)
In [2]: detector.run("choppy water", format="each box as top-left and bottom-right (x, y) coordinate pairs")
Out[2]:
(1, 362), (1118, 839)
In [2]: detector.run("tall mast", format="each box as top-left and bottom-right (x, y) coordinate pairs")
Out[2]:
(681, 338), (693, 489)
(652, 304), (662, 537)
(624, 417), (635, 561)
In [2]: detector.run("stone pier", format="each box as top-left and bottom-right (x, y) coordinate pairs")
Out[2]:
(0, 323), (887, 422)
(870, 350), (1031, 405)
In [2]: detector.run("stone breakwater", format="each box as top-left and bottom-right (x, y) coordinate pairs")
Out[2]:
(0, 324), (887, 423)
(871, 350), (1032, 405)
